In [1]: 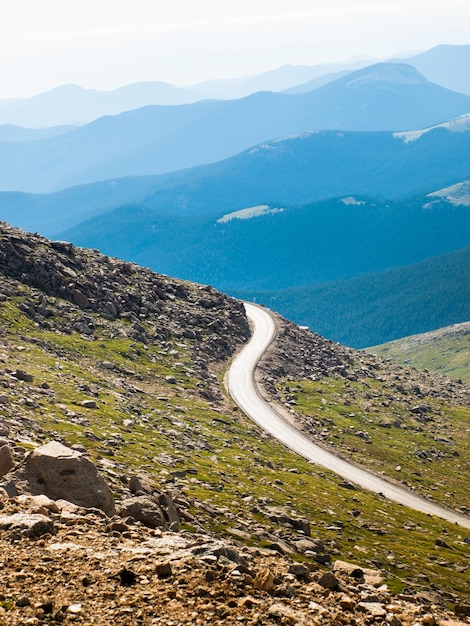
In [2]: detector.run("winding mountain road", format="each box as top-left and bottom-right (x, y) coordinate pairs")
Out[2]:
(228, 302), (470, 529)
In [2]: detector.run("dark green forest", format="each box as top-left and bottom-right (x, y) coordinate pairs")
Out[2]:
(234, 247), (470, 348)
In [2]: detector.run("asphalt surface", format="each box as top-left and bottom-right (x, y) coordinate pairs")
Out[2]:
(227, 302), (470, 530)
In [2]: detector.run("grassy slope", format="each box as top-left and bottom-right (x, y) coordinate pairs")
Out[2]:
(276, 376), (470, 511)
(1, 286), (470, 603)
(368, 322), (470, 384)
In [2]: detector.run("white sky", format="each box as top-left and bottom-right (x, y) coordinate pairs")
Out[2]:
(1, 0), (469, 98)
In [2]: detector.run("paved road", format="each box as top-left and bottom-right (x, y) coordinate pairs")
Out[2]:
(227, 302), (470, 530)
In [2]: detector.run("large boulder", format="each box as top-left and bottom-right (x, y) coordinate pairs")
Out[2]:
(1, 441), (115, 516)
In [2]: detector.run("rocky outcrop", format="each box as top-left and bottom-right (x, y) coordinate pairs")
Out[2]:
(0, 512), (54, 538)
(259, 313), (470, 406)
(1, 441), (115, 515)
(0, 222), (249, 371)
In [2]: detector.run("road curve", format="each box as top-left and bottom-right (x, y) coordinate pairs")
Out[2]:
(227, 302), (470, 530)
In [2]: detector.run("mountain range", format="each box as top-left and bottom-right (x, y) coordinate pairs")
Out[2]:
(1, 62), (470, 193)
(1, 117), (469, 347)
(0, 45), (468, 350)
(0, 44), (469, 129)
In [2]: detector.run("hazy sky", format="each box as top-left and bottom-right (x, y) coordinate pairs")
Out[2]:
(1, 0), (469, 98)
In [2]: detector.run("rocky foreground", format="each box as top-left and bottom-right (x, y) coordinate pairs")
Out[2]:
(1, 484), (469, 626)
(1, 401), (469, 626)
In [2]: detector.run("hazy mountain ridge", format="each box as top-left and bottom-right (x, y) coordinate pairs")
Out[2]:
(0, 81), (206, 127)
(402, 44), (470, 95)
(1, 63), (470, 193)
(2, 123), (470, 237)
(0, 124), (77, 143)
(1, 44), (468, 129)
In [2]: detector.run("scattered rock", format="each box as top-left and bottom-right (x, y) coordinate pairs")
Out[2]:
(117, 495), (167, 529)
(357, 601), (387, 618)
(318, 571), (340, 591)
(254, 568), (275, 591)
(0, 512), (54, 537)
(0, 444), (14, 478)
(14, 369), (34, 383)
(129, 473), (153, 495)
(79, 399), (98, 409)
(155, 561), (173, 579)
(288, 563), (310, 581)
(16, 595), (31, 607)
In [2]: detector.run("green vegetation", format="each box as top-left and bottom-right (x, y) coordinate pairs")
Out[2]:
(369, 322), (470, 384)
(276, 376), (470, 512)
(1, 292), (470, 603)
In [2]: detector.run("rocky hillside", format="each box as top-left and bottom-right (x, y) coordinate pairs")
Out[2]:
(1, 222), (470, 624)
(3, 489), (470, 626)
(0, 221), (249, 367)
(258, 314), (470, 513)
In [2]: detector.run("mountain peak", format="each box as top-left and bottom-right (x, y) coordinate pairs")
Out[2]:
(344, 62), (428, 88)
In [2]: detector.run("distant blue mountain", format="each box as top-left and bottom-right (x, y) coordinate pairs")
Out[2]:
(54, 193), (470, 349)
(56, 191), (470, 292)
(0, 82), (204, 127)
(0, 60), (375, 128)
(2, 123), (470, 237)
(1, 121), (469, 349)
(0, 124), (77, 142)
(402, 44), (470, 95)
(1, 63), (469, 193)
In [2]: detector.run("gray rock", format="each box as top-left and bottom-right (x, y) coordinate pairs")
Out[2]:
(14, 369), (34, 383)
(357, 602), (387, 618)
(269, 512), (311, 536)
(288, 563), (310, 581)
(2, 441), (115, 516)
(0, 513), (54, 537)
(318, 571), (340, 591)
(211, 546), (248, 567)
(117, 495), (167, 529)
(158, 492), (180, 530)
(295, 538), (325, 554)
(129, 473), (153, 495)
(79, 400), (98, 409)
(0, 444), (15, 478)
